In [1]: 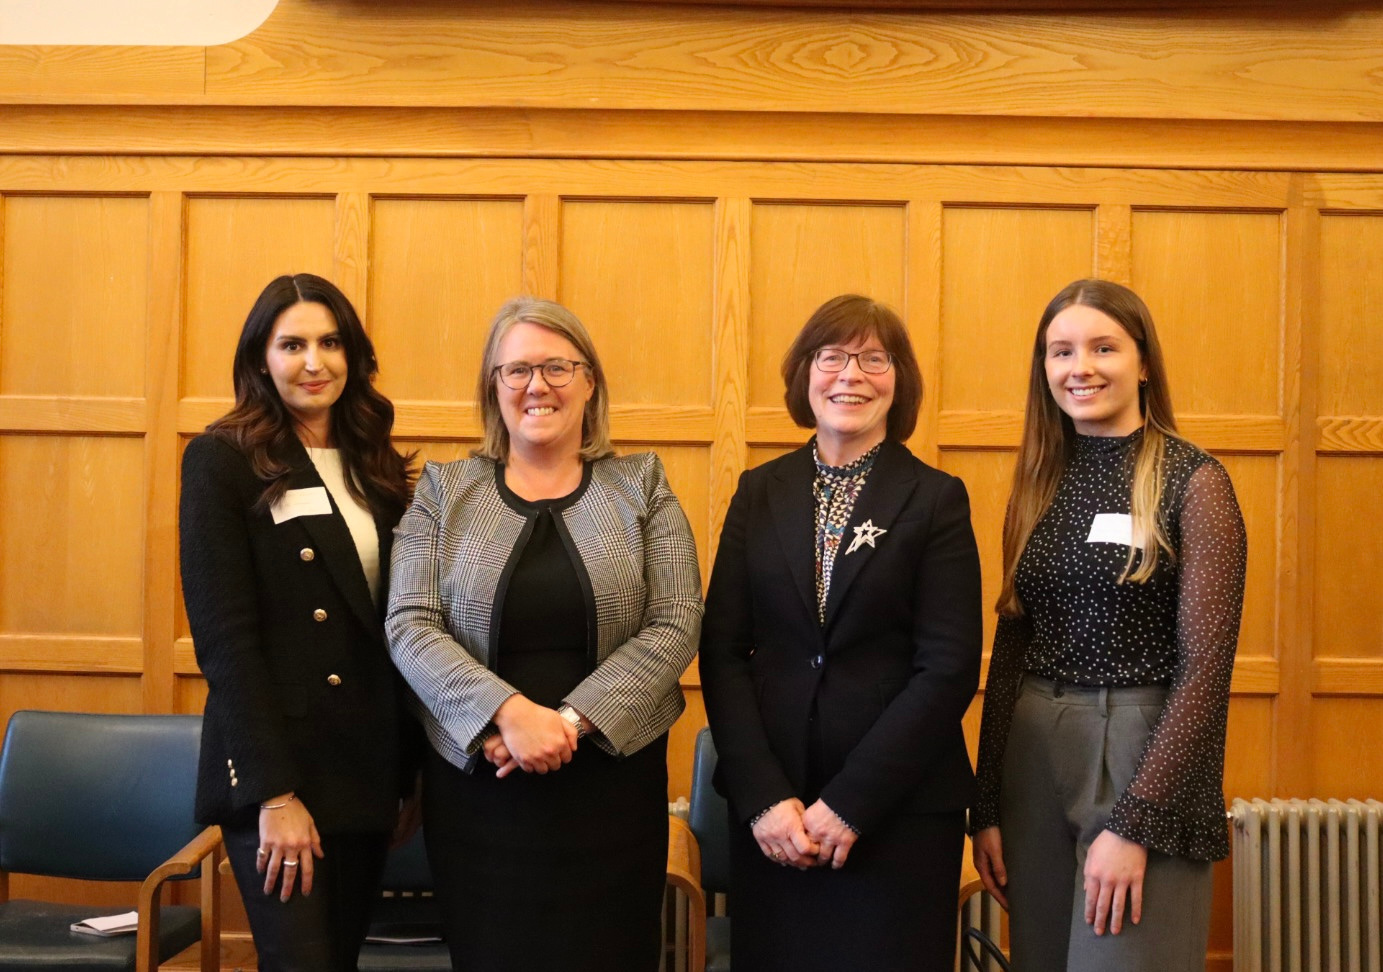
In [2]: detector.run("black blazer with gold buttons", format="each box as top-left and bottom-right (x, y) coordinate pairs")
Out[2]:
(700, 440), (983, 835)
(179, 433), (411, 833)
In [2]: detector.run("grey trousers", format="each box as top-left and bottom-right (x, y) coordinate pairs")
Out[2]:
(998, 675), (1213, 972)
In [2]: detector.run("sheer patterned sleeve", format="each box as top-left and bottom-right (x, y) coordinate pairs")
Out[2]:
(1106, 459), (1247, 859)
(970, 610), (1034, 833)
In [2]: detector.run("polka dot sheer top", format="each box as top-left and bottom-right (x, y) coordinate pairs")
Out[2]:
(972, 429), (1247, 861)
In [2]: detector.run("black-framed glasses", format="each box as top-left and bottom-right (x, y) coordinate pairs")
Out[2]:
(493, 358), (588, 390)
(813, 348), (893, 375)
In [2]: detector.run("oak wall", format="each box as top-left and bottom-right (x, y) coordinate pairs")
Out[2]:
(3, 2), (1383, 967)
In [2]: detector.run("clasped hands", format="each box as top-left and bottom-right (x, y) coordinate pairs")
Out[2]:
(752, 797), (857, 870)
(483, 694), (587, 779)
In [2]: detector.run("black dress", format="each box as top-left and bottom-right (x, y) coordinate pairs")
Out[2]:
(423, 477), (669, 972)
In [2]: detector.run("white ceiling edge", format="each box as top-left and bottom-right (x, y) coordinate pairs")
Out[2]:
(0, 0), (279, 45)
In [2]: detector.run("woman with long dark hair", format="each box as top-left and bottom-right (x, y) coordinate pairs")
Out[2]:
(179, 273), (418, 971)
(971, 279), (1247, 970)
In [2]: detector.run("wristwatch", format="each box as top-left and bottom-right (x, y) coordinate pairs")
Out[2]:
(558, 704), (588, 739)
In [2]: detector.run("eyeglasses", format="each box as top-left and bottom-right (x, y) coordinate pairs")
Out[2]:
(813, 348), (894, 375)
(493, 358), (589, 390)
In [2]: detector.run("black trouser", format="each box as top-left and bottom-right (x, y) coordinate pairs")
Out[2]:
(223, 812), (389, 972)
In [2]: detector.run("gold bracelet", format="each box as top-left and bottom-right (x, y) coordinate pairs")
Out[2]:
(259, 794), (297, 810)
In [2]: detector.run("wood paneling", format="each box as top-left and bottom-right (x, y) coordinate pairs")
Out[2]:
(559, 200), (717, 408)
(1313, 457), (1383, 662)
(190, 1), (1383, 122)
(0, 436), (145, 644)
(1318, 213), (1383, 418)
(6, 4), (1383, 964)
(369, 197), (525, 405)
(1130, 209), (1283, 417)
(0, 195), (149, 398)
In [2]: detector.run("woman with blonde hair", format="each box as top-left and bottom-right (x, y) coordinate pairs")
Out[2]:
(972, 278), (1247, 970)
(387, 297), (702, 971)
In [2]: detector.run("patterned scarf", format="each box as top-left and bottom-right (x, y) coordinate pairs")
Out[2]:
(812, 439), (881, 624)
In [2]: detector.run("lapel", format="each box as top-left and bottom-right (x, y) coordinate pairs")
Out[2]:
(281, 438), (384, 639)
(821, 439), (919, 631)
(767, 445), (819, 622)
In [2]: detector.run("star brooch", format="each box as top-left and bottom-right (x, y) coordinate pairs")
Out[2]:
(845, 519), (887, 555)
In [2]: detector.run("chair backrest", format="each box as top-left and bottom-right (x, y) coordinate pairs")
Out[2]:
(379, 826), (432, 893)
(0, 710), (203, 881)
(687, 726), (732, 895)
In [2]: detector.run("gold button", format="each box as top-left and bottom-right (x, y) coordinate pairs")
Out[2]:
(230, 778), (239, 787)
(313, 609), (328, 622)
(327, 674), (342, 687)
(226, 759), (233, 768)
(300, 547), (315, 562)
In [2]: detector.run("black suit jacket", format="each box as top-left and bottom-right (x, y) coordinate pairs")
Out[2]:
(179, 433), (414, 833)
(700, 440), (982, 834)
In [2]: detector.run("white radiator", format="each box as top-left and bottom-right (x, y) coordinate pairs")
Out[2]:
(1231, 798), (1383, 972)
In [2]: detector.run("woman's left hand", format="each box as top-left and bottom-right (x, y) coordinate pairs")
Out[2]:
(1083, 828), (1147, 935)
(802, 799), (858, 869)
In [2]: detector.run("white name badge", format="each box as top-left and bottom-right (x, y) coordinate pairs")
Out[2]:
(270, 486), (333, 524)
(1086, 512), (1142, 549)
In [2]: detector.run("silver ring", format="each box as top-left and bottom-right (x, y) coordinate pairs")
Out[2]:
(282, 860), (299, 867)
(256, 848), (267, 857)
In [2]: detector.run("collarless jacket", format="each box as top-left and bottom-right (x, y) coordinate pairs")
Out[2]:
(386, 452), (703, 773)
(179, 433), (411, 833)
(700, 440), (983, 835)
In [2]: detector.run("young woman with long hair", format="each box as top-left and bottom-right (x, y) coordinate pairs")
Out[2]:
(179, 273), (418, 971)
(971, 279), (1247, 970)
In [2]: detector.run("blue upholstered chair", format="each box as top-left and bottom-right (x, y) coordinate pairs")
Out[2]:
(0, 710), (222, 972)
(685, 726), (731, 972)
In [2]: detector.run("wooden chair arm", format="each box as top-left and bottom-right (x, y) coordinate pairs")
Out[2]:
(136, 825), (224, 972)
(667, 815), (707, 972)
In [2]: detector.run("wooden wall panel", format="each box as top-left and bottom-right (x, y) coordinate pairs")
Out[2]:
(182, 196), (336, 401)
(1217, 454), (1279, 661)
(0, 436), (145, 669)
(0, 195), (149, 398)
(1130, 210), (1282, 418)
(1318, 213), (1383, 418)
(369, 197), (525, 406)
(1313, 457), (1382, 662)
(559, 200), (717, 408)
(935, 450), (1014, 657)
(747, 203), (906, 415)
(1314, 700), (1383, 797)
(938, 206), (1094, 416)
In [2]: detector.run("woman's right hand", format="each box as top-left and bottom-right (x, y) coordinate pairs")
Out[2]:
(493, 695), (577, 774)
(751, 798), (819, 869)
(972, 825), (1010, 908)
(257, 794), (324, 902)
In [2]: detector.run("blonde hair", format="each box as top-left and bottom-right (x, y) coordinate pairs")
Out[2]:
(997, 279), (1180, 617)
(472, 297), (614, 463)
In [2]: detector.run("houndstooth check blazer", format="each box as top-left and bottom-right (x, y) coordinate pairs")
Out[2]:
(386, 451), (702, 772)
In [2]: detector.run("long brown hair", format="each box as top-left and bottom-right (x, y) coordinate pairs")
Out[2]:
(780, 294), (923, 442)
(207, 273), (415, 519)
(472, 297), (614, 463)
(997, 279), (1179, 617)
